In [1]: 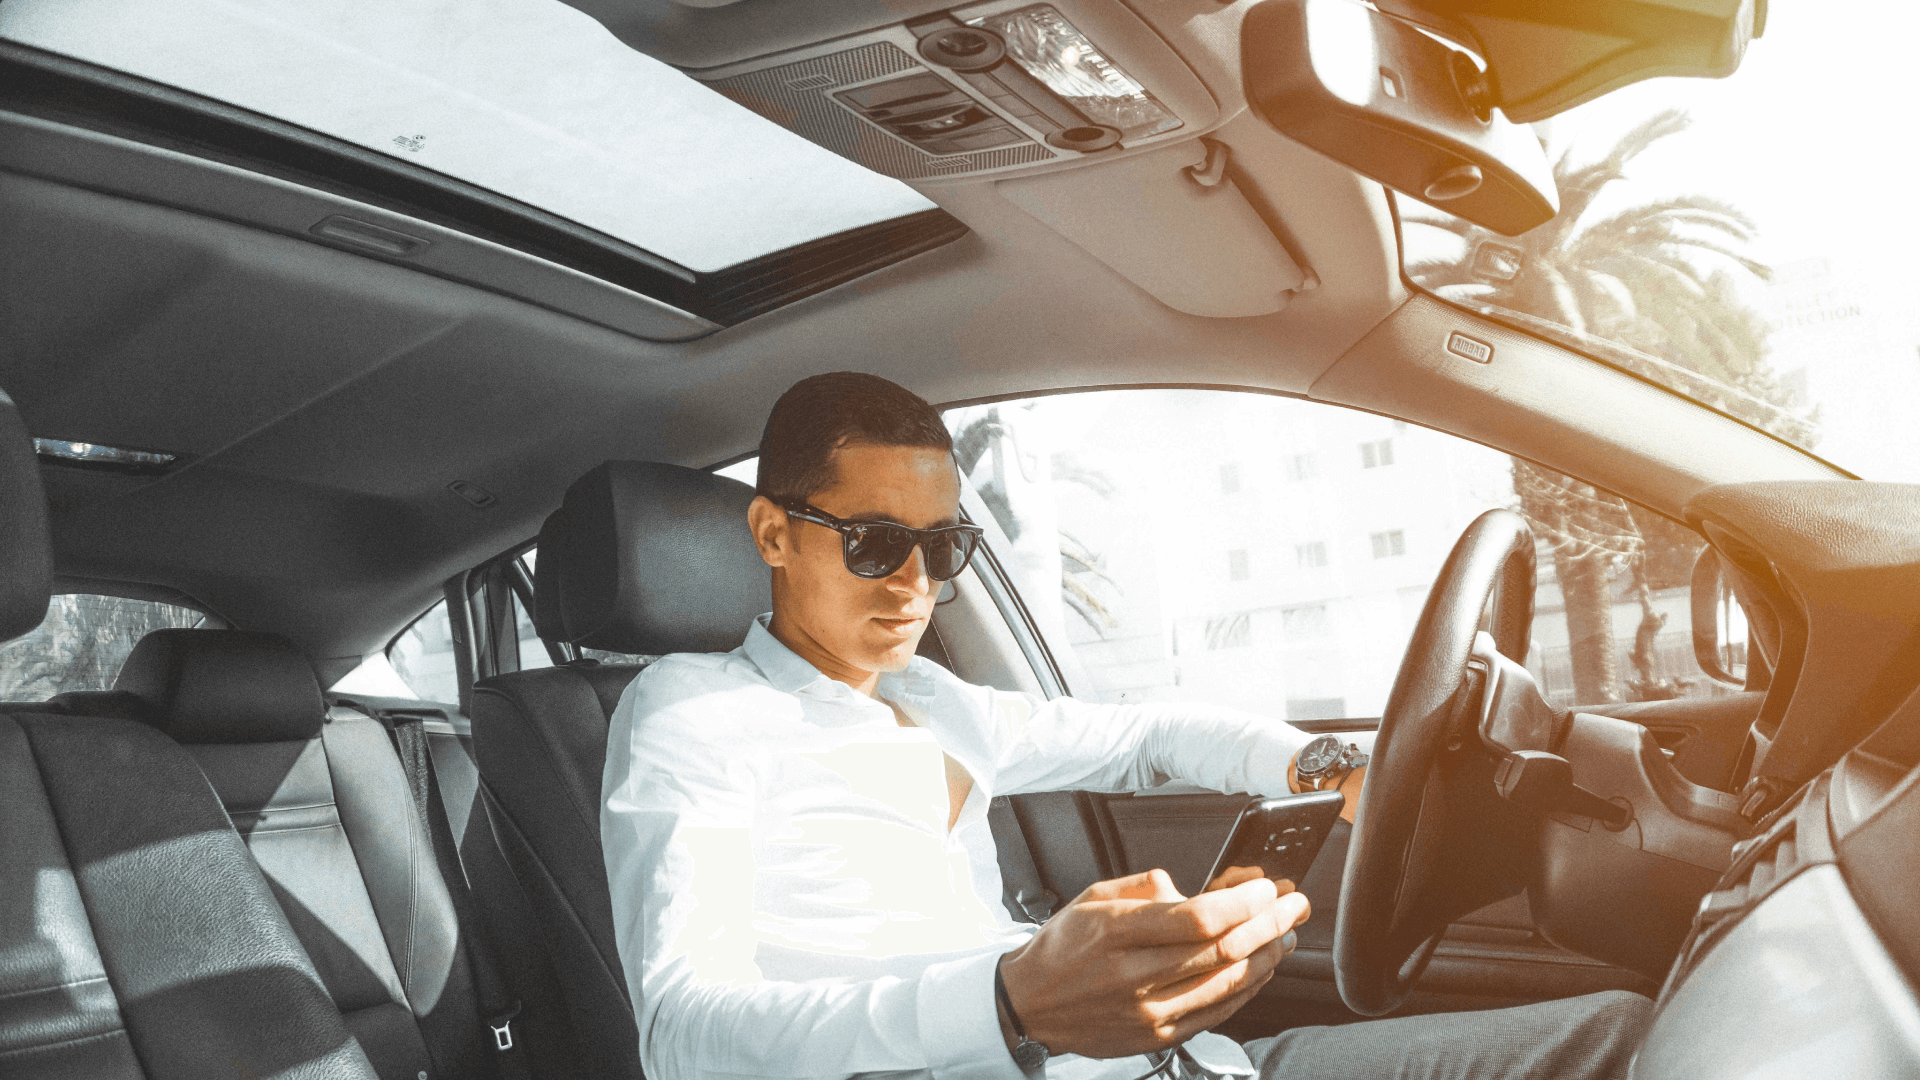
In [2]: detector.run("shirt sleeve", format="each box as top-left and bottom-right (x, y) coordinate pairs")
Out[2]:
(602, 660), (1026, 1080)
(979, 688), (1315, 800)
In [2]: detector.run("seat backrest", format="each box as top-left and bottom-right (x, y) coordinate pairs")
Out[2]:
(470, 461), (769, 1080)
(109, 628), (490, 1080)
(0, 386), (378, 1080)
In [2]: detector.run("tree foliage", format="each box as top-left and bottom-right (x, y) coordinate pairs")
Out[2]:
(0, 594), (204, 701)
(1411, 110), (1813, 703)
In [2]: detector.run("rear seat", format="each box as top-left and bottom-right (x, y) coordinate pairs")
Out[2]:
(102, 629), (504, 1080)
(0, 386), (380, 1079)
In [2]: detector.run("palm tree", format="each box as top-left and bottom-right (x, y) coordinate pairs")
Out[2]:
(1408, 110), (1811, 704)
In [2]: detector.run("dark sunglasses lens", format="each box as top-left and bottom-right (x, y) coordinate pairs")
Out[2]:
(843, 524), (914, 578)
(926, 530), (980, 581)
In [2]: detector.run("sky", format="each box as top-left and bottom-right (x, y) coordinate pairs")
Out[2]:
(1540, 1), (1920, 278)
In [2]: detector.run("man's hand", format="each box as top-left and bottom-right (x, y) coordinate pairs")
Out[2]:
(996, 869), (1310, 1059)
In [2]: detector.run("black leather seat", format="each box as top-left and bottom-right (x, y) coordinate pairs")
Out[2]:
(470, 462), (770, 1080)
(0, 388), (381, 1079)
(105, 628), (493, 1080)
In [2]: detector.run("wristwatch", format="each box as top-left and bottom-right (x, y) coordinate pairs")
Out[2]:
(1293, 734), (1369, 792)
(994, 955), (1049, 1073)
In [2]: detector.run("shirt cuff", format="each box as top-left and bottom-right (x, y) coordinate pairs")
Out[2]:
(918, 947), (1026, 1080)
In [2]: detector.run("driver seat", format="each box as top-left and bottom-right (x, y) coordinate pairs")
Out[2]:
(469, 462), (770, 1079)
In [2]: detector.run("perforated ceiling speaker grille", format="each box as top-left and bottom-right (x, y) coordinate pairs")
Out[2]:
(706, 42), (1053, 180)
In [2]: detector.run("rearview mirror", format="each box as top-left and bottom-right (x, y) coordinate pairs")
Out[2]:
(1242, 0), (1557, 236)
(1691, 548), (1750, 686)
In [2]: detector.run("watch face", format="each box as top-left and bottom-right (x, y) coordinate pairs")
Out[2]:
(1297, 734), (1344, 776)
(1012, 1039), (1049, 1072)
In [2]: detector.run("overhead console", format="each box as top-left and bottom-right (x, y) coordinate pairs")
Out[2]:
(687, 2), (1215, 182)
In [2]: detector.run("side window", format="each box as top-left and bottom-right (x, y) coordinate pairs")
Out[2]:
(387, 600), (460, 703)
(946, 390), (1725, 715)
(0, 593), (206, 700)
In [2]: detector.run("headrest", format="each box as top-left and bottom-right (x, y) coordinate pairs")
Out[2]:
(114, 629), (327, 744)
(529, 509), (570, 642)
(554, 462), (771, 655)
(0, 388), (52, 641)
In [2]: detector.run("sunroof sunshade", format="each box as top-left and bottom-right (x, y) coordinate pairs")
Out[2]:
(0, 0), (938, 274)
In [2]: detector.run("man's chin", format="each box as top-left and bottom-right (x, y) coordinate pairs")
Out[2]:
(862, 621), (925, 670)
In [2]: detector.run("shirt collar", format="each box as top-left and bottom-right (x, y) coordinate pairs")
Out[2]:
(741, 613), (941, 703)
(742, 613), (832, 695)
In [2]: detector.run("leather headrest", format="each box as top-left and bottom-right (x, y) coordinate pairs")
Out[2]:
(114, 629), (326, 744)
(555, 462), (771, 655)
(529, 509), (570, 642)
(0, 388), (52, 641)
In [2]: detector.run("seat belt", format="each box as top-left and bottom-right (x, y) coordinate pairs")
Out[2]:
(988, 796), (1059, 924)
(337, 697), (533, 1080)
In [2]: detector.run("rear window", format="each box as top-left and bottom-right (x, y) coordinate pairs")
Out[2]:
(0, 593), (208, 701)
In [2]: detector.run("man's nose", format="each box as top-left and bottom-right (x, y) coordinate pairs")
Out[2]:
(886, 544), (933, 594)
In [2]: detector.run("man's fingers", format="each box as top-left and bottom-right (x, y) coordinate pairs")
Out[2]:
(1079, 868), (1185, 904)
(1124, 890), (1307, 987)
(1202, 865), (1265, 893)
(1163, 970), (1278, 1045)
(1113, 876), (1281, 945)
(1143, 935), (1291, 1029)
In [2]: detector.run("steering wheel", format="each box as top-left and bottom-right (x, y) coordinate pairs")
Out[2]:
(1333, 509), (1537, 1016)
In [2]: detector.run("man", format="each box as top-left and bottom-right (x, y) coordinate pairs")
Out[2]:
(602, 373), (1650, 1080)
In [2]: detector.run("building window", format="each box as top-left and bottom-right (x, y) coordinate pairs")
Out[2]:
(1295, 541), (1328, 569)
(1205, 613), (1252, 650)
(1371, 530), (1406, 558)
(1286, 697), (1347, 721)
(1281, 604), (1328, 639)
(1360, 439), (1395, 468)
(1286, 453), (1317, 481)
(1220, 462), (1241, 494)
(1227, 548), (1250, 581)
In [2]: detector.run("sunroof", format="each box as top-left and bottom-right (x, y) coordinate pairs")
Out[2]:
(0, 0), (938, 275)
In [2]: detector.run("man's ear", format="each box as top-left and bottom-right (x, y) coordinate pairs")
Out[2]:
(747, 496), (790, 568)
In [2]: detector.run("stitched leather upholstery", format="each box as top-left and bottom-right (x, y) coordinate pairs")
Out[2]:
(1, 713), (380, 1079)
(555, 461), (769, 655)
(115, 629), (487, 1080)
(0, 385), (378, 1078)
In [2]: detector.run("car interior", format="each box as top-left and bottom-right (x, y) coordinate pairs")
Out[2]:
(3, 0), (1918, 1078)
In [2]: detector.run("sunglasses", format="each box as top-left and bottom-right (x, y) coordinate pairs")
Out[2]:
(774, 497), (985, 581)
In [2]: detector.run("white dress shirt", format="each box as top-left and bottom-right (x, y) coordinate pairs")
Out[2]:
(601, 614), (1314, 1080)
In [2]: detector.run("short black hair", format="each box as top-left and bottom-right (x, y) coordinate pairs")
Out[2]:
(756, 372), (953, 503)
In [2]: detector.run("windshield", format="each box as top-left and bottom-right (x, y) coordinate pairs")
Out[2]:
(0, 0), (936, 274)
(1399, 1), (1920, 483)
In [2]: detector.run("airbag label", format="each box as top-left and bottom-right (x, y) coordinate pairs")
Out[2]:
(1447, 332), (1493, 364)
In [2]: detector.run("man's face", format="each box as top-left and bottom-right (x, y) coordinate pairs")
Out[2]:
(750, 442), (960, 685)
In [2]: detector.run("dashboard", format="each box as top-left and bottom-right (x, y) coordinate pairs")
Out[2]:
(1631, 479), (1920, 1075)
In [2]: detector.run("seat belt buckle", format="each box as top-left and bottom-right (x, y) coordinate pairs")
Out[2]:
(1015, 887), (1058, 924)
(489, 1001), (523, 1052)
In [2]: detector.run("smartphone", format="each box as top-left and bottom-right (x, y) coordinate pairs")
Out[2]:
(1201, 790), (1345, 893)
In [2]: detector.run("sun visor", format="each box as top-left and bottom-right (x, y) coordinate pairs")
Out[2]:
(997, 139), (1309, 318)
